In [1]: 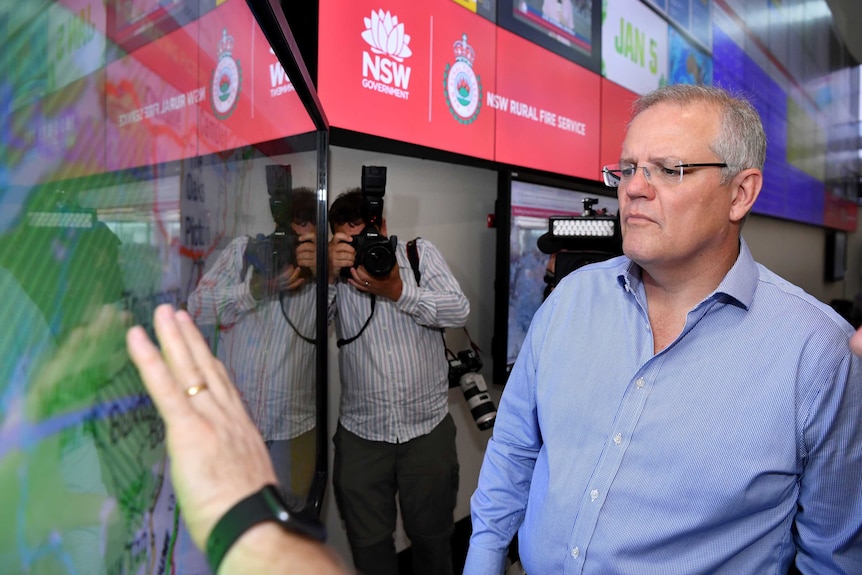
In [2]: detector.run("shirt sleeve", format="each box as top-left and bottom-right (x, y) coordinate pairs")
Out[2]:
(395, 239), (469, 329)
(464, 309), (544, 575)
(793, 344), (862, 573)
(186, 237), (259, 327)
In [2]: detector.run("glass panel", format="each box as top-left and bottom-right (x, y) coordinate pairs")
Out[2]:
(0, 0), (322, 572)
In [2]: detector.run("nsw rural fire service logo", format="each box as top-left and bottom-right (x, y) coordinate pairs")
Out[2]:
(444, 34), (482, 124)
(211, 28), (242, 120)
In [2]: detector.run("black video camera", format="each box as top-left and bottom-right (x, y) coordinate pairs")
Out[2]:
(448, 349), (497, 431)
(243, 165), (307, 279)
(343, 166), (398, 278)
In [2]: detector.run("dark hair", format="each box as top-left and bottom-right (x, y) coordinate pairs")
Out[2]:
(288, 186), (317, 225)
(328, 188), (362, 234)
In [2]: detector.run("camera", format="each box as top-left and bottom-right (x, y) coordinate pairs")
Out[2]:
(243, 165), (311, 279)
(244, 229), (301, 279)
(343, 166), (398, 278)
(537, 198), (623, 294)
(448, 349), (496, 431)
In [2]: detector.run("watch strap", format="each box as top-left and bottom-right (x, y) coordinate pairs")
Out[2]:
(205, 484), (326, 574)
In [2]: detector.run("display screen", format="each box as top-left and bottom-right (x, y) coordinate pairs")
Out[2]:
(318, 0), (603, 178)
(497, 0), (602, 72)
(492, 175), (618, 383)
(1, 0), (323, 572)
(601, 0), (668, 95)
(493, 27), (601, 179)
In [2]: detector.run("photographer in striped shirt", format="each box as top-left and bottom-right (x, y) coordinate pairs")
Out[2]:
(327, 187), (470, 575)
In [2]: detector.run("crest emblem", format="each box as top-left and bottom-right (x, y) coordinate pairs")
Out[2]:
(444, 34), (481, 124)
(211, 29), (242, 120)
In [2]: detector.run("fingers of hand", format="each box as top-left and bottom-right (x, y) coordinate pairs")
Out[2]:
(173, 310), (232, 406)
(152, 305), (211, 400)
(126, 324), (194, 422)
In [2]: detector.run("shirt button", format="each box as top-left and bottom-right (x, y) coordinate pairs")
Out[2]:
(571, 546), (580, 558)
(590, 489), (599, 501)
(613, 433), (622, 445)
(636, 377), (645, 388)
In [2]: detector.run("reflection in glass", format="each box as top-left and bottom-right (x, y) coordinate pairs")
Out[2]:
(1, 0), (321, 572)
(187, 157), (319, 498)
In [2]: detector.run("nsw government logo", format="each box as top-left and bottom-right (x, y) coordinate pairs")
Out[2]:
(443, 34), (481, 124)
(210, 28), (242, 120)
(361, 9), (412, 100)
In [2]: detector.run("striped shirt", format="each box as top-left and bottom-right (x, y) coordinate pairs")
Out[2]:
(328, 237), (469, 443)
(187, 236), (316, 441)
(466, 238), (862, 575)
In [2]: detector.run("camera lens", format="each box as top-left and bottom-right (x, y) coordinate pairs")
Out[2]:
(365, 244), (395, 276)
(459, 373), (496, 431)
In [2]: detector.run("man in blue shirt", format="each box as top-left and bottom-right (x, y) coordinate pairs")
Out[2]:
(465, 84), (862, 574)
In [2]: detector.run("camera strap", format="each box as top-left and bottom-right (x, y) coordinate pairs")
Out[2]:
(338, 236), (421, 348)
(406, 238), (421, 285)
(278, 291), (316, 345)
(336, 294), (376, 348)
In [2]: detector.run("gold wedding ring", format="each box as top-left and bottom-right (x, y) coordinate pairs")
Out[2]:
(185, 382), (209, 397)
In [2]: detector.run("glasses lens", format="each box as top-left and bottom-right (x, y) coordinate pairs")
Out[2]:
(602, 165), (621, 188)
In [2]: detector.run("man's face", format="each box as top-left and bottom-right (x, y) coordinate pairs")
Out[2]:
(617, 100), (736, 274)
(291, 220), (316, 236)
(333, 220), (364, 237)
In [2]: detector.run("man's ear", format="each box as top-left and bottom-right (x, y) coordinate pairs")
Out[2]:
(729, 169), (762, 223)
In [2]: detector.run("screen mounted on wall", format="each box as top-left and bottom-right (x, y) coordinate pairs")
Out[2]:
(492, 173), (619, 384)
(497, 0), (602, 73)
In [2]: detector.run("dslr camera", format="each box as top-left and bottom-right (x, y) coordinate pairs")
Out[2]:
(448, 349), (497, 431)
(343, 166), (398, 278)
(244, 164), (305, 279)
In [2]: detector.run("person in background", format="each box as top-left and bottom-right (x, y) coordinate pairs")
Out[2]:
(465, 84), (862, 574)
(327, 188), (470, 575)
(187, 185), (318, 496)
(125, 304), (348, 575)
(851, 326), (862, 357)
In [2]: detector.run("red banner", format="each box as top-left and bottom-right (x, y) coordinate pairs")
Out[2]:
(599, 78), (637, 171)
(493, 28), (600, 179)
(105, 20), (200, 170)
(196, 0), (315, 156)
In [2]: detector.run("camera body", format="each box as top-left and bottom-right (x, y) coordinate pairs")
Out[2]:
(448, 349), (496, 431)
(243, 164), (310, 279)
(343, 166), (398, 278)
(244, 229), (300, 279)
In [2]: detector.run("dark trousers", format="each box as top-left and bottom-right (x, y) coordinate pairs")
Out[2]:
(333, 414), (459, 575)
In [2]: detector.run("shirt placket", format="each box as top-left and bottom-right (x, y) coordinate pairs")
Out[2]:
(565, 359), (662, 574)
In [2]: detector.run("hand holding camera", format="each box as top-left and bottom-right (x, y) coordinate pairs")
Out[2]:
(340, 166), (398, 279)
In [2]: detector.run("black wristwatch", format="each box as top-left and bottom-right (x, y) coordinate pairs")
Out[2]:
(205, 484), (327, 573)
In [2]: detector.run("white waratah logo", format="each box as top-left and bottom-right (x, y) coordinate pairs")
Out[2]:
(362, 10), (412, 62)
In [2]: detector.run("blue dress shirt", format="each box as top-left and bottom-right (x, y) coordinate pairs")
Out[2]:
(465, 239), (862, 575)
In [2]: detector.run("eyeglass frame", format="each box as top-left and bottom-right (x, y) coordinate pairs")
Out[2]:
(602, 162), (729, 188)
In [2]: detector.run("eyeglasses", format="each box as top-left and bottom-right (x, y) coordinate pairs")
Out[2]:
(602, 162), (728, 188)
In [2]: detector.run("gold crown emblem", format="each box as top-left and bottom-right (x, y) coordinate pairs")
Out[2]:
(453, 34), (475, 66)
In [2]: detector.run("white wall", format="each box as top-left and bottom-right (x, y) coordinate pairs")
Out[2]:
(319, 145), (861, 566)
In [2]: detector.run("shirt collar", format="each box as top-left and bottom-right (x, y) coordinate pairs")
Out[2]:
(617, 237), (758, 311)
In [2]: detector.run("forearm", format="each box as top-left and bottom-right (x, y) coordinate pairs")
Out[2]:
(397, 242), (469, 327)
(219, 523), (350, 575)
(396, 278), (469, 328)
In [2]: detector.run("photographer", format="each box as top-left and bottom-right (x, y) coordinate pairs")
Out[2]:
(187, 182), (317, 498)
(326, 184), (470, 575)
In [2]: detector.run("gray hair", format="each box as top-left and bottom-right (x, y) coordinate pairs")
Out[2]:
(631, 84), (766, 184)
